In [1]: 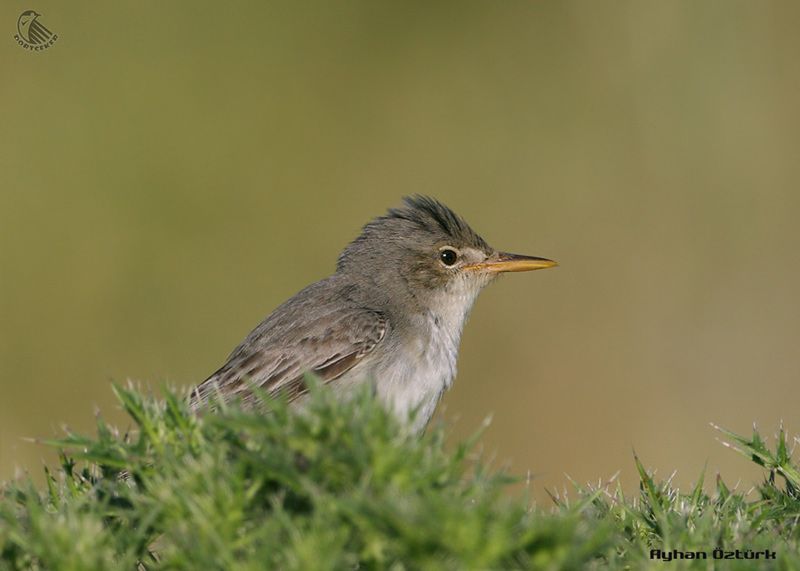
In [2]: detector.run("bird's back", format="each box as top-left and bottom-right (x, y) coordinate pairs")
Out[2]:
(191, 275), (387, 408)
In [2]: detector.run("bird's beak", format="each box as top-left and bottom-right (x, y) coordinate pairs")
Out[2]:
(464, 252), (558, 273)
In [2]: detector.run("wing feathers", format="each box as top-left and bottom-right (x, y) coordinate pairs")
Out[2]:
(192, 309), (386, 408)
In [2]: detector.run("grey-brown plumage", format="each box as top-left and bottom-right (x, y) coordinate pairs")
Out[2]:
(192, 196), (556, 431)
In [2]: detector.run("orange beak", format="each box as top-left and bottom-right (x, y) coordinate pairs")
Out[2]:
(464, 252), (558, 273)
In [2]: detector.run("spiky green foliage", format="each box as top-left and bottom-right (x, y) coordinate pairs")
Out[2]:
(1, 383), (799, 570)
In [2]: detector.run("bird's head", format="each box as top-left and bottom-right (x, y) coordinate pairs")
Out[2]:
(337, 196), (556, 319)
(18, 11), (40, 28)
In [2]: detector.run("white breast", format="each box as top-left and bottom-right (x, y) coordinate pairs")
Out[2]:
(373, 276), (484, 432)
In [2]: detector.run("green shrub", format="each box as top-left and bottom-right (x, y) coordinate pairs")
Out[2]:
(1, 382), (798, 570)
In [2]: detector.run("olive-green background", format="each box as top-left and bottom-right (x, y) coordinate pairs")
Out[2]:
(2, 2), (799, 501)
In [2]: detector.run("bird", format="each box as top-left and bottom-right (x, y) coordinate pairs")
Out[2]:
(16, 11), (53, 45)
(191, 196), (556, 432)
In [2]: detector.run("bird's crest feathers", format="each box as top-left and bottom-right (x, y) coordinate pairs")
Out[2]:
(387, 196), (489, 250)
(337, 196), (489, 271)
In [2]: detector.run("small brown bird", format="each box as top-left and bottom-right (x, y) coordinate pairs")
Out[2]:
(192, 196), (556, 431)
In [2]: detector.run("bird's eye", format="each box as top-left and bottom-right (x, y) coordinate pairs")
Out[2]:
(439, 248), (458, 266)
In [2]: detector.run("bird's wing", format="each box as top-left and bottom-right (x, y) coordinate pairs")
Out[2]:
(192, 308), (387, 408)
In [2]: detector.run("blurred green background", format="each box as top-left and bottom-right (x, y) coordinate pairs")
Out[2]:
(2, 1), (799, 500)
